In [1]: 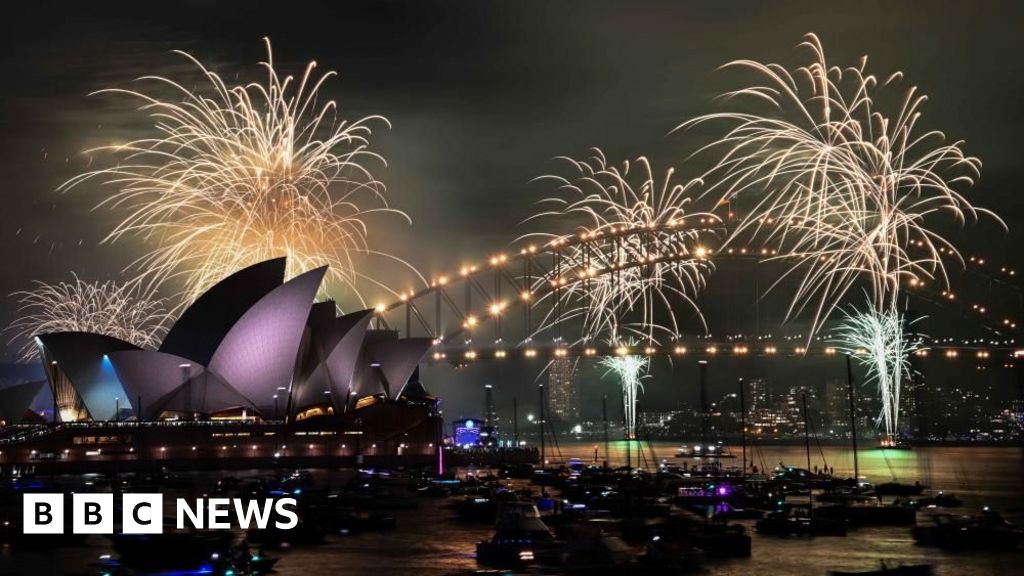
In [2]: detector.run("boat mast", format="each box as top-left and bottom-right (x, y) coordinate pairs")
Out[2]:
(846, 354), (859, 484)
(803, 392), (813, 510)
(802, 392), (811, 472)
(538, 384), (545, 468)
(739, 377), (747, 476)
(513, 397), (519, 448)
(602, 394), (610, 469)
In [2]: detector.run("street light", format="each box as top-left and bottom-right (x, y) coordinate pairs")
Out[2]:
(273, 394), (279, 420)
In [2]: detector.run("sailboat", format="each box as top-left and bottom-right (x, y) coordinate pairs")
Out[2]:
(755, 393), (847, 537)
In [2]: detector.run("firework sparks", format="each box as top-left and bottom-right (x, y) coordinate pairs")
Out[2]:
(62, 38), (421, 308)
(7, 274), (168, 362)
(833, 301), (924, 445)
(679, 33), (1003, 335)
(598, 343), (650, 440)
(525, 148), (715, 344)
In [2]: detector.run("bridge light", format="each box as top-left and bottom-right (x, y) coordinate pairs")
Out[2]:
(460, 266), (470, 276)
(615, 346), (629, 356)
(706, 346), (717, 355)
(495, 350), (507, 359)
(554, 348), (568, 358)
(489, 302), (505, 315)
(464, 315), (478, 328)
(795, 346), (807, 355)
(521, 290), (531, 301)
(524, 349), (537, 358)
(824, 347), (836, 355)
(695, 246), (708, 259)
(438, 276), (449, 285)
(375, 303), (386, 313)
(465, 351), (477, 360)
(673, 346), (687, 355)
(584, 347), (597, 356)
(764, 346), (776, 354)
(945, 349), (958, 359)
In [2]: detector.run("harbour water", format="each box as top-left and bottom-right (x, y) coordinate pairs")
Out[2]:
(2, 442), (1021, 575)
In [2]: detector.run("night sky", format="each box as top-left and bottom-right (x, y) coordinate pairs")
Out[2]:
(2, 1), (1022, 420)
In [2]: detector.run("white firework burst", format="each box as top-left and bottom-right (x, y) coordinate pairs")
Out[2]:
(832, 301), (924, 444)
(679, 33), (1002, 335)
(62, 38), (421, 308)
(598, 343), (651, 440)
(526, 148), (715, 344)
(8, 274), (168, 362)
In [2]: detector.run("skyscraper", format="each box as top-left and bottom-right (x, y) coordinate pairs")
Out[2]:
(484, 383), (497, 426)
(547, 357), (578, 422)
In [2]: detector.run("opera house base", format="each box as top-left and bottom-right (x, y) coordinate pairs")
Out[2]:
(0, 402), (443, 475)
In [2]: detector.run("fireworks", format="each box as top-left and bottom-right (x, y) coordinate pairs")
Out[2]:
(526, 149), (715, 344)
(833, 302), (924, 445)
(7, 274), (167, 362)
(679, 33), (1002, 335)
(62, 38), (418, 307)
(598, 343), (650, 440)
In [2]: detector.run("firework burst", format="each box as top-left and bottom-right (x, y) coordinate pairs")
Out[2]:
(598, 343), (651, 440)
(679, 33), (1003, 335)
(7, 274), (168, 362)
(833, 301), (924, 445)
(525, 148), (715, 344)
(62, 38), (420, 308)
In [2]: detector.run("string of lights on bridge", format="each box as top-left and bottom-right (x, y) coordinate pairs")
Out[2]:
(373, 212), (1021, 365)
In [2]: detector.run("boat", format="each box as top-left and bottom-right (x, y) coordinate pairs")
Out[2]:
(476, 501), (562, 566)
(109, 530), (233, 568)
(674, 443), (735, 459)
(829, 563), (933, 576)
(875, 481), (926, 497)
(912, 509), (1023, 551)
(755, 508), (847, 537)
(816, 498), (917, 526)
(895, 492), (962, 510)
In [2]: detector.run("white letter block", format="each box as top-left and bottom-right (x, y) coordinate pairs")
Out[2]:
(73, 493), (114, 534)
(122, 493), (163, 534)
(23, 493), (64, 534)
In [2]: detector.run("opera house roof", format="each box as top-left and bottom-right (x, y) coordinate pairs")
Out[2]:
(22, 259), (433, 422)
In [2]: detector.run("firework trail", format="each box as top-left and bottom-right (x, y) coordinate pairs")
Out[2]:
(833, 301), (924, 445)
(525, 148), (716, 344)
(7, 274), (168, 362)
(678, 33), (1003, 336)
(598, 343), (651, 440)
(62, 38), (422, 308)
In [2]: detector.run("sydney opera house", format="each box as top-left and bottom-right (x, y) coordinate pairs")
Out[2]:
(0, 258), (442, 471)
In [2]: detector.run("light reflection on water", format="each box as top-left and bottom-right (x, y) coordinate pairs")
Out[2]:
(1, 442), (1021, 576)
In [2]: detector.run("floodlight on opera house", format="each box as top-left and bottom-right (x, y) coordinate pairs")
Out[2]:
(26, 258), (435, 423)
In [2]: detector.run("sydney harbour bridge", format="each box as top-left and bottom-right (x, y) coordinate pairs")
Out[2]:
(373, 210), (1020, 364)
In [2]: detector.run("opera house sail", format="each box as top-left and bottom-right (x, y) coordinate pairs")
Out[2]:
(0, 258), (441, 470)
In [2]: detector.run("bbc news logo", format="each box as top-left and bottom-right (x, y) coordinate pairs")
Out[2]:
(23, 494), (298, 534)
